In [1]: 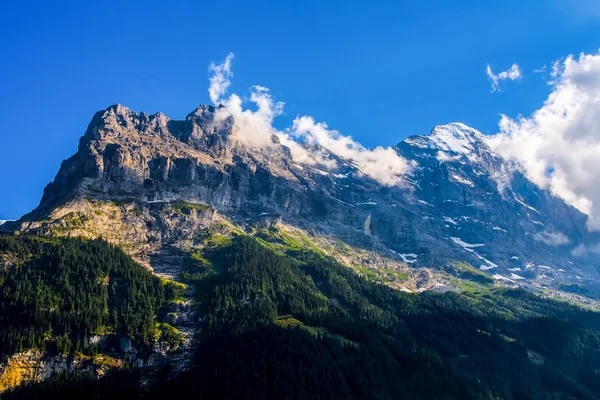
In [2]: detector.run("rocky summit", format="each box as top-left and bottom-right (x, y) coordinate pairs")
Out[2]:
(4, 104), (599, 301)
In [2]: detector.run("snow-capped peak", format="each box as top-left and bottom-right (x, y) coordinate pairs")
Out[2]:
(427, 123), (484, 155)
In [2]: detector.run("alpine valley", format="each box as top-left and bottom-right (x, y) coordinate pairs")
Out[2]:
(1, 104), (600, 399)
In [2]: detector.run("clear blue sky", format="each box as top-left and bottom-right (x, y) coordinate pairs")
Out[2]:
(1, 0), (599, 219)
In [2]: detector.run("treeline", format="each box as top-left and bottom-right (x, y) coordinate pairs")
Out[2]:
(3, 235), (600, 399)
(0, 236), (181, 358)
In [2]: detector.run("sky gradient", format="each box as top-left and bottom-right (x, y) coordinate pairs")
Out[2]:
(1, 0), (600, 219)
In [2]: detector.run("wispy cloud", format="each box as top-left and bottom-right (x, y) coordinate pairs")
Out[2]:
(572, 243), (600, 257)
(207, 53), (414, 185)
(208, 53), (234, 104)
(291, 117), (415, 185)
(486, 63), (522, 92)
(533, 230), (570, 246)
(555, 0), (600, 23)
(487, 51), (600, 232)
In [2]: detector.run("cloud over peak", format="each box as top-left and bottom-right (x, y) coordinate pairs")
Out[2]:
(487, 51), (600, 231)
(207, 53), (414, 185)
(486, 63), (522, 92)
(291, 116), (415, 185)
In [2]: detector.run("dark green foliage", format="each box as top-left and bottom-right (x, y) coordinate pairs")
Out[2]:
(204, 237), (334, 334)
(0, 236), (177, 357)
(185, 237), (600, 399)
(3, 235), (600, 399)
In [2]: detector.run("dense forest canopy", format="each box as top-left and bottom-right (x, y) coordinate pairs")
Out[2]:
(0, 235), (182, 358)
(2, 234), (600, 399)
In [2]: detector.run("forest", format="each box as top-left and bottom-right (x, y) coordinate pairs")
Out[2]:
(0, 235), (182, 358)
(2, 234), (600, 399)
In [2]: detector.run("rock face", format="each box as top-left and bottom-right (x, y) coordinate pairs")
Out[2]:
(7, 105), (600, 292)
(396, 124), (600, 281)
(0, 350), (124, 392)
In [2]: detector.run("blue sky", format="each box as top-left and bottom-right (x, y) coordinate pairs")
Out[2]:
(1, 0), (599, 219)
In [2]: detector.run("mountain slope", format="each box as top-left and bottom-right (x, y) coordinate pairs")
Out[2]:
(2, 104), (600, 397)
(4, 235), (600, 399)
(397, 123), (600, 293)
(0, 236), (185, 391)
(4, 105), (598, 300)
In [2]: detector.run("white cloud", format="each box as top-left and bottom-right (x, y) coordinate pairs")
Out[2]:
(533, 230), (570, 246)
(207, 53), (414, 185)
(571, 243), (600, 257)
(487, 51), (600, 230)
(208, 53), (234, 104)
(209, 56), (318, 164)
(571, 241), (600, 257)
(291, 117), (415, 185)
(486, 63), (522, 92)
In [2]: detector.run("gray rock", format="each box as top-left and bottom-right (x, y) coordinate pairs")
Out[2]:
(6, 106), (599, 295)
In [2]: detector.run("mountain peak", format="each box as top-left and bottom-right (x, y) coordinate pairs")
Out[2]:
(104, 103), (135, 117)
(400, 122), (487, 156)
(7, 103), (599, 309)
(187, 104), (217, 118)
(427, 123), (484, 155)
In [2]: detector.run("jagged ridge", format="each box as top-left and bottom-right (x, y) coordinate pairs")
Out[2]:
(5, 104), (600, 300)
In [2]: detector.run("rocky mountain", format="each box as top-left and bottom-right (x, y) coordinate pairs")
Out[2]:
(397, 123), (600, 293)
(5, 104), (598, 298)
(3, 104), (600, 398)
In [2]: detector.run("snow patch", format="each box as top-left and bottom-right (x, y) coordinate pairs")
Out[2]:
(451, 237), (497, 270)
(389, 249), (418, 264)
(451, 174), (474, 187)
(451, 237), (485, 249)
(427, 123), (484, 154)
(404, 136), (430, 149)
(492, 274), (516, 282)
(314, 169), (330, 176)
(399, 253), (418, 264)
(443, 216), (458, 225)
(330, 197), (353, 206)
(514, 196), (541, 214)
